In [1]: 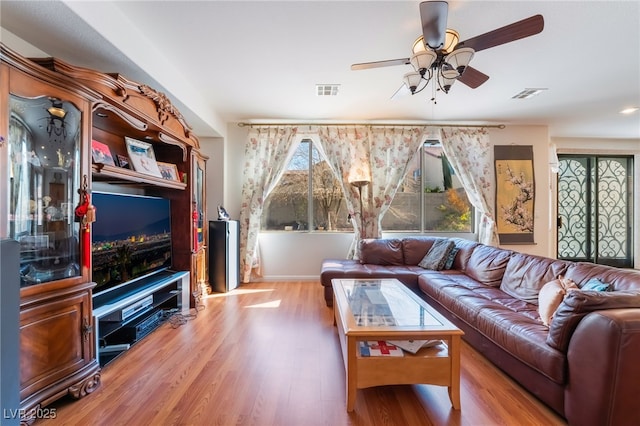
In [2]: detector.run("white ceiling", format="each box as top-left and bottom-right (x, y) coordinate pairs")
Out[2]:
(1, 1), (639, 140)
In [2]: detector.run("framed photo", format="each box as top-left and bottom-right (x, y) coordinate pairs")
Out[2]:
(157, 161), (180, 181)
(116, 154), (130, 169)
(91, 139), (116, 166)
(125, 137), (163, 178)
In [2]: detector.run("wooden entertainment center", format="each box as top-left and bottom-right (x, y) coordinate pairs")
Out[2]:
(0, 44), (208, 421)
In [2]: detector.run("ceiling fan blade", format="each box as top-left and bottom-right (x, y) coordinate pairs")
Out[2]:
(351, 58), (410, 71)
(458, 66), (489, 89)
(456, 14), (544, 52)
(391, 84), (411, 100)
(420, 1), (449, 49)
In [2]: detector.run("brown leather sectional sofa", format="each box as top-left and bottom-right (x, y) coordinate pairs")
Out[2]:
(320, 236), (640, 425)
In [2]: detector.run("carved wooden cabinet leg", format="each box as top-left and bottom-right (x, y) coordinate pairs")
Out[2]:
(19, 404), (40, 426)
(69, 372), (102, 399)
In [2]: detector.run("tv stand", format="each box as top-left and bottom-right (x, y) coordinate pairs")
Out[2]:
(93, 270), (189, 366)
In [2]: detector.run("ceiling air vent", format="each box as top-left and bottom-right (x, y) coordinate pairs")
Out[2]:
(316, 84), (340, 96)
(512, 88), (547, 99)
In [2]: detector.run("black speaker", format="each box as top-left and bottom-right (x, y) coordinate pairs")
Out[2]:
(208, 220), (240, 293)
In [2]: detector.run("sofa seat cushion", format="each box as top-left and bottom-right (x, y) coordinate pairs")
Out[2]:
(320, 259), (423, 289)
(475, 308), (565, 383)
(418, 273), (565, 384)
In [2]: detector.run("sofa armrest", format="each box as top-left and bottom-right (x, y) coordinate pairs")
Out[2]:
(564, 309), (640, 426)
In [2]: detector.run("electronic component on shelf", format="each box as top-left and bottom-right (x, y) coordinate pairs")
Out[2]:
(99, 343), (130, 354)
(101, 295), (153, 322)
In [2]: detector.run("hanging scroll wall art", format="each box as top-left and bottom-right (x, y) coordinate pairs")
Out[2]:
(494, 145), (535, 244)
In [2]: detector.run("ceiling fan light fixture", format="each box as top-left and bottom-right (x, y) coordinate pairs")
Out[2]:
(442, 29), (460, 54)
(445, 47), (475, 75)
(410, 50), (437, 73)
(438, 68), (459, 93)
(412, 36), (427, 54)
(403, 71), (423, 94)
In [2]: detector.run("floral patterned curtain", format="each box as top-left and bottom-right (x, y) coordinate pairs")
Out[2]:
(367, 126), (429, 238)
(239, 126), (298, 282)
(316, 125), (427, 257)
(440, 127), (498, 245)
(315, 126), (368, 252)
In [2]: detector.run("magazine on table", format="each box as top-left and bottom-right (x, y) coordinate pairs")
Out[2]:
(359, 341), (404, 357)
(387, 339), (442, 354)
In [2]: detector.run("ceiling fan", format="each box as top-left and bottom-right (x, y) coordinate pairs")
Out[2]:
(352, 1), (544, 99)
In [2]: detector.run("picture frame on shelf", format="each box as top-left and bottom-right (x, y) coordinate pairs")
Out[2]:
(116, 154), (130, 169)
(91, 139), (116, 166)
(157, 161), (180, 181)
(125, 137), (163, 178)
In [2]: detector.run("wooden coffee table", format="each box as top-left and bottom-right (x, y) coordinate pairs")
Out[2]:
(332, 278), (464, 412)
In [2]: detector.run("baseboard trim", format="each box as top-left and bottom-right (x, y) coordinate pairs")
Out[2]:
(258, 275), (319, 282)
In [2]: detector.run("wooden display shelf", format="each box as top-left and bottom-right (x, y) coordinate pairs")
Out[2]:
(92, 163), (187, 190)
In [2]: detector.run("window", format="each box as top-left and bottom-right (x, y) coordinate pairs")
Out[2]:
(382, 142), (474, 232)
(263, 139), (474, 234)
(262, 140), (350, 232)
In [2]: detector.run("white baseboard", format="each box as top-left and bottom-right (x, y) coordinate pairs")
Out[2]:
(256, 275), (320, 282)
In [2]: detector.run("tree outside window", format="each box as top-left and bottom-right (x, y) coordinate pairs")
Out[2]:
(262, 140), (350, 232)
(382, 142), (474, 232)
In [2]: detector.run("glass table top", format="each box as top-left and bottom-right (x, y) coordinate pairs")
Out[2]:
(339, 279), (442, 328)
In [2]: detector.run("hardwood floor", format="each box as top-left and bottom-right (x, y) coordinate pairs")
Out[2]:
(42, 282), (566, 426)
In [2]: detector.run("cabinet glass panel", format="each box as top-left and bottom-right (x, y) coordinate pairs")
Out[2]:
(8, 95), (82, 286)
(193, 156), (205, 250)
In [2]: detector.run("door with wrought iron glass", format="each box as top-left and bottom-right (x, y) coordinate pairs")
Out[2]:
(557, 155), (634, 267)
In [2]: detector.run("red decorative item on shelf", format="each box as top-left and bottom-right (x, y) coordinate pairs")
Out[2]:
(192, 202), (199, 250)
(75, 175), (96, 268)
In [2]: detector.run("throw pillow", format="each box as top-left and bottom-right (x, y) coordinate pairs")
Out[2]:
(581, 277), (612, 292)
(418, 239), (455, 270)
(444, 247), (460, 270)
(538, 276), (578, 326)
(546, 290), (640, 352)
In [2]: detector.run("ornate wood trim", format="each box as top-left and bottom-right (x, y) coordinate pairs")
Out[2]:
(25, 50), (199, 149)
(68, 372), (102, 399)
(159, 132), (188, 161)
(93, 101), (148, 131)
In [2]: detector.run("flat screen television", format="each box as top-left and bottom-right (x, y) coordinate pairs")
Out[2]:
(91, 192), (172, 296)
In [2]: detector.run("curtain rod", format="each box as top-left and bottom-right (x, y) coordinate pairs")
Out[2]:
(237, 122), (505, 129)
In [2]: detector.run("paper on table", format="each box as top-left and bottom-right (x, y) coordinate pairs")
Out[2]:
(388, 339), (442, 354)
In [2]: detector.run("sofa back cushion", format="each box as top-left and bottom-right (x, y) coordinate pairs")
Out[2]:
(500, 253), (571, 304)
(401, 236), (439, 266)
(564, 262), (640, 292)
(546, 290), (640, 352)
(358, 238), (404, 265)
(448, 238), (480, 271)
(465, 244), (512, 287)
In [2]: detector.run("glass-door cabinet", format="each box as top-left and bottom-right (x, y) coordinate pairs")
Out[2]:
(1, 44), (100, 421)
(8, 95), (82, 286)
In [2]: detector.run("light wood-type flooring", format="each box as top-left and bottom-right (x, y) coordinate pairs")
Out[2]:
(41, 281), (566, 426)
